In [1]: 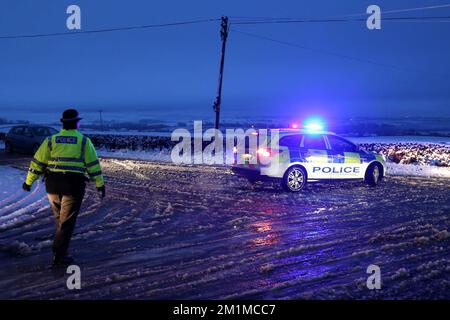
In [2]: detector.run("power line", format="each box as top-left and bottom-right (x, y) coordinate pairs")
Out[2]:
(230, 28), (450, 78)
(373, 3), (450, 15)
(0, 18), (220, 39)
(230, 3), (450, 22)
(231, 16), (450, 25)
(2, 7), (449, 39)
(1, 3), (450, 39)
(383, 19), (450, 23)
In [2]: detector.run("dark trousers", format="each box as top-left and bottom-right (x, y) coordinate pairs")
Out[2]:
(46, 173), (86, 257)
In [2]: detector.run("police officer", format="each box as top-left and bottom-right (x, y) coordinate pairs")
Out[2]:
(22, 109), (105, 266)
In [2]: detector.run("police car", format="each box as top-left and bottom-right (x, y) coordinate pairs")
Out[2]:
(232, 128), (386, 192)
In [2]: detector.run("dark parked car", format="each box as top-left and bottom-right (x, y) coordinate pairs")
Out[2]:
(4, 125), (58, 154)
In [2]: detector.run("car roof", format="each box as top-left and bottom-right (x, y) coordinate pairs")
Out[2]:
(10, 124), (55, 128)
(269, 128), (336, 135)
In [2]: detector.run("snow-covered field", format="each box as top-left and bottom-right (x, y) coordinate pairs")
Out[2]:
(0, 158), (449, 299)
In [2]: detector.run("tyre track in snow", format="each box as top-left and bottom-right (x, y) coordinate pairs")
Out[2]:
(0, 154), (449, 299)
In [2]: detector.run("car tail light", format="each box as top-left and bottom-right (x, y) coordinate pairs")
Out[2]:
(257, 147), (271, 158)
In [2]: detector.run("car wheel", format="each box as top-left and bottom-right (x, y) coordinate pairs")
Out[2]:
(5, 141), (13, 153)
(365, 163), (382, 186)
(282, 166), (307, 192)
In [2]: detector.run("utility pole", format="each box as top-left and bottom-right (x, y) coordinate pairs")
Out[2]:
(213, 16), (229, 130)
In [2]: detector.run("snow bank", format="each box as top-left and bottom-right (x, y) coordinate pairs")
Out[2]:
(387, 163), (450, 179)
(98, 148), (172, 162)
(83, 129), (174, 137)
(358, 142), (450, 167)
(0, 166), (48, 231)
(0, 166), (28, 207)
(348, 136), (450, 146)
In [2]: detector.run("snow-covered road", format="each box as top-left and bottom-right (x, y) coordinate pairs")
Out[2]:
(0, 155), (449, 299)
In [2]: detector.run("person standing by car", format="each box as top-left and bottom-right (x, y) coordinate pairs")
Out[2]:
(22, 109), (106, 266)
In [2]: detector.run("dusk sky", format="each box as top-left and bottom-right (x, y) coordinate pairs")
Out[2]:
(1, 0), (450, 123)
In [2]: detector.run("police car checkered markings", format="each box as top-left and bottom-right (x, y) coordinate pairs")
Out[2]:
(343, 152), (361, 164)
(232, 129), (387, 191)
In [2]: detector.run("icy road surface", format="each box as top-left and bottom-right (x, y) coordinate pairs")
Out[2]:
(0, 155), (449, 299)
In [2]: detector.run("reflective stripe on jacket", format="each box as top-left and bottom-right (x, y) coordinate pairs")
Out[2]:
(25, 129), (104, 188)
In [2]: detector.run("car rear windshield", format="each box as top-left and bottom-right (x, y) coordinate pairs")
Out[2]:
(279, 134), (302, 148)
(33, 127), (56, 136)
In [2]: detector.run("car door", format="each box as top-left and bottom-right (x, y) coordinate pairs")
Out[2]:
(326, 135), (363, 179)
(33, 126), (53, 146)
(10, 126), (25, 151)
(271, 134), (303, 174)
(279, 134), (302, 162)
(22, 126), (35, 152)
(300, 134), (332, 180)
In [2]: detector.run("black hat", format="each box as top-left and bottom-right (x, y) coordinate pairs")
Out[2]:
(61, 109), (82, 122)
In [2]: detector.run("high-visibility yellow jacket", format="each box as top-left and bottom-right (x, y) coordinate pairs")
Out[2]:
(26, 129), (104, 188)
